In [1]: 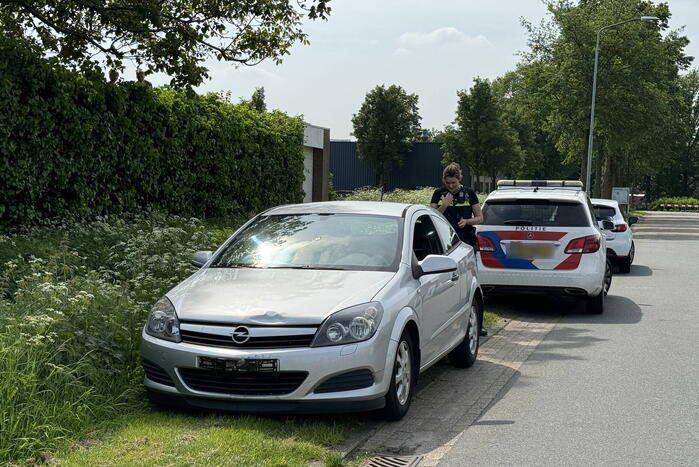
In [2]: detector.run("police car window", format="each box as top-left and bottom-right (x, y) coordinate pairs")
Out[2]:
(432, 216), (460, 253)
(413, 215), (444, 261)
(482, 200), (590, 227)
(593, 205), (616, 219)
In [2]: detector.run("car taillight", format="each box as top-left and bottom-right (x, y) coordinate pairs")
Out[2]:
(612, 224), (627, 232)
(476, 235), (496, 252)
(564, 234), (601, 254)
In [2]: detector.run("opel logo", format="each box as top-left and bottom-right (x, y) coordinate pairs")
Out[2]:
(231, 326), (251, 344)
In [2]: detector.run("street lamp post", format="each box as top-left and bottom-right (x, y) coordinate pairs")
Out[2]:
(585, 16), (660, 195)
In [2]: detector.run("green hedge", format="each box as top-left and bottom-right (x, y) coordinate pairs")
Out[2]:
(0, 38), (305, 227)
(648, 196), (699, 211)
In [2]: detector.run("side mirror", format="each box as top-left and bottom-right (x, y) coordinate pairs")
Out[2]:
(628, 216), (638, 226)
(191, 251), (213, 268)
(601, 220), (615, 231)
(417, 255), (458, 278)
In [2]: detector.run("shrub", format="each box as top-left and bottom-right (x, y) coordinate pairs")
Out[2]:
(0, 37), (305, 227)
(648, 196), (699, 211)
(0, 213), (244, 462)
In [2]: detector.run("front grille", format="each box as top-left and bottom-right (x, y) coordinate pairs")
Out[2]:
(142, 360), (175, 387)
(179, 368), (308, 395)
(314, 369), (374, 394)
(180, 330), (315, 349)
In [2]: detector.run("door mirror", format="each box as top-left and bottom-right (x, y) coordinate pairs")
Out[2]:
(191, 251), (213, 268)
(628, 216), (638, 226)
(601, 220), (615, 231)
(417, 255), (457, 277)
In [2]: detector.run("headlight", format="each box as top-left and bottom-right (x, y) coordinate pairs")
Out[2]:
(145, 296), (181, 343)
(311, 302), (383, 347)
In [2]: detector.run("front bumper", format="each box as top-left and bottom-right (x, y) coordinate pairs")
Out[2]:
(140, 328), (394, 411)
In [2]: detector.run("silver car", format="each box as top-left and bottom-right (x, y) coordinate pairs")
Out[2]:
(141, 201), (483, 420)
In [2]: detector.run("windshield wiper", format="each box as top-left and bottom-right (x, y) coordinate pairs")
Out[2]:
(503, 219), (533, 226)
(209, 263), (266, 269)
(268, 265), (347, 271)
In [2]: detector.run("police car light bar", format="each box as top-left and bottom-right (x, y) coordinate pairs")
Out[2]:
(496, 180), (583, 189)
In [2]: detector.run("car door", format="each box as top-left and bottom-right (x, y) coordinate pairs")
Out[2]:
(411, 214), (461, 364)
(431, 215), (472, 351)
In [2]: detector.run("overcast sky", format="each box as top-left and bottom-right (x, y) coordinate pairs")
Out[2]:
(150, 0), (699, 139)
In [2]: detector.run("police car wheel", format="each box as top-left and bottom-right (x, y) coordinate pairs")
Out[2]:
(382, 331), (414, 421)
(603, 260), (612, 295)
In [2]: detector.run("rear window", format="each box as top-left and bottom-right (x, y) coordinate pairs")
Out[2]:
(593, 205), (616, 219)
(482, 199), (591, 227)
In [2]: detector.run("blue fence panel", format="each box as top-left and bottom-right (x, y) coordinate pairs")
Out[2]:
(330, 141), (469, 192)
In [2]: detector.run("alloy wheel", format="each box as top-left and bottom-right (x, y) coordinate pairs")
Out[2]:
(395, 340), (411, 405)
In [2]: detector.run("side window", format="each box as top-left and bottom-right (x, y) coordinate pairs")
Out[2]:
(432, 216), (460, 254)
(412, 215), (444, 261)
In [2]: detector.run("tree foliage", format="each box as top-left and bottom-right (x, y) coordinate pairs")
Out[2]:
(442, 78), (522, 187)
(351, 84), (422, 186)
(0, 0), (331, 87)
(515, 0), (691, 197)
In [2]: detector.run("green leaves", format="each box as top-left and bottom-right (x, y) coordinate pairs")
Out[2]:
(443, 78), (523, 186)
(0, 38), (305, 228)
(515, 0), (691, 197)
(0, 0), (332, 88)
(351, 84), (422, 186)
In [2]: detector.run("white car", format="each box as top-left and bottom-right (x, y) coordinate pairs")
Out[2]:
(476, 180), (612, 314)
(141, 201), (483, 420)
(591, 199), (638, 273)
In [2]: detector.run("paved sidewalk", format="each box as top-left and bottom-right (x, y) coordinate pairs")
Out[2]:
(349, 316), (559, 466)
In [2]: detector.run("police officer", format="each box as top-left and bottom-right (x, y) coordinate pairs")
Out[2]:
(430, 162), (487, 336)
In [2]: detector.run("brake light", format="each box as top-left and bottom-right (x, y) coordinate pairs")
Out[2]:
(564, 234), (601, 254)
(612, 224), (627, 232)
(476, 235), (496, 252)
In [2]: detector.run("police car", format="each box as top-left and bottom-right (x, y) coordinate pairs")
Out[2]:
(476, 180), (612, 314)
(591, 198), (638, 273)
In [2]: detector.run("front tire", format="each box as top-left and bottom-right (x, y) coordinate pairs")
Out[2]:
(382, 331), (415, 421)
(449, 302), (481, 368)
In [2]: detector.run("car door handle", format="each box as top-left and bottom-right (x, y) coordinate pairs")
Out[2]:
(451, 272), (459, 281)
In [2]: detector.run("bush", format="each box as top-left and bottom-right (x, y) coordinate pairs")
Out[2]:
(0, 37), (305, 228)
(0, 213), (244, 462)
(648, 196), (699, 211)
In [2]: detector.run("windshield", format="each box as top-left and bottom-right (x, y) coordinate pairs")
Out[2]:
(483, 200), (591, 227)
(210, 214), (403, 271)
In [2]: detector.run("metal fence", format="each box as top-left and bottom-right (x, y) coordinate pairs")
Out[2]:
(330, 141), (470, 192)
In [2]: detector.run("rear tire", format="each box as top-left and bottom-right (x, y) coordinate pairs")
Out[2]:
(619, 257), (631, 273)
(449, 302), (481, 368)
(382, 331), (415, 421)
(619, 242), (634, 273)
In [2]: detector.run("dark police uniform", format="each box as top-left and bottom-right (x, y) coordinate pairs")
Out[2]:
(431, 186), (480, 246)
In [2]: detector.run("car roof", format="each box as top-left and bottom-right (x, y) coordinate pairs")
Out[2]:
(264, 201), (413, 217)
(485, 188), (586, 203)
(591, 198), (619, 207)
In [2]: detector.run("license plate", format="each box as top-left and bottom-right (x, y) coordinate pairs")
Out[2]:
(509, 242), (554, 259)
(198, 356), (278, 373)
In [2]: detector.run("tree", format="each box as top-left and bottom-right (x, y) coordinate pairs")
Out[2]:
(0, 0), (331, 87)
(492, 70), (578, 180)
(517, 0), (690, 197)
(442, 78), (523, 189)
(646, 69), (699, 197)
(351, 85), (422, 187)
(242, 87), (267, 112)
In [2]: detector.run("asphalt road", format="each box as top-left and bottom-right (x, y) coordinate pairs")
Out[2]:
(441, 211), (699, 466)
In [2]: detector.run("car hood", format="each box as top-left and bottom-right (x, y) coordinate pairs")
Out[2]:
(168, 268), (395, 325)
